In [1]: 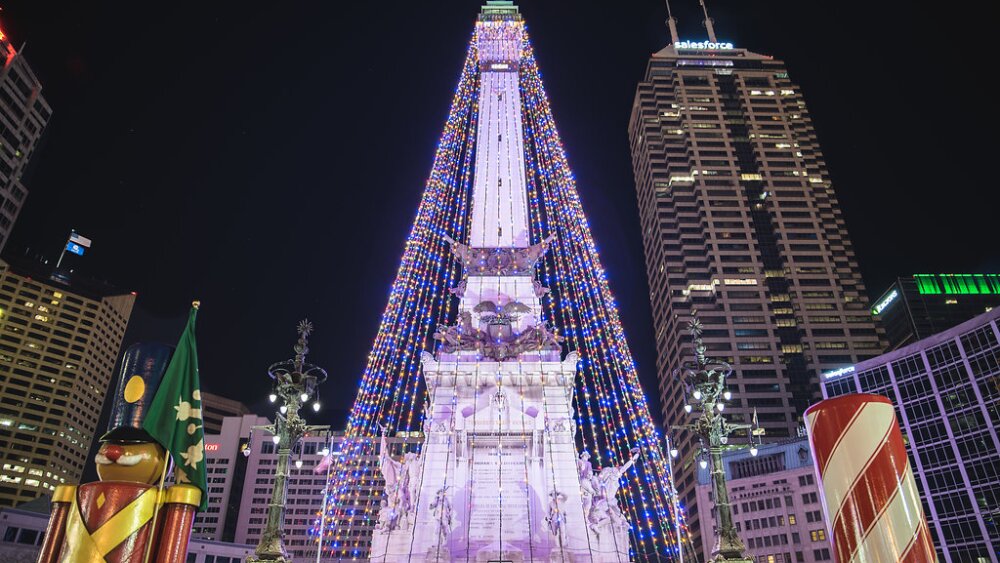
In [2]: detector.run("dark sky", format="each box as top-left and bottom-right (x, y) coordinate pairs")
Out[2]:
(2, 2), (995, 427)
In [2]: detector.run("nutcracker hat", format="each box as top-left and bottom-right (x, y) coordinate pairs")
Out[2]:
(101, 342), (174, 442)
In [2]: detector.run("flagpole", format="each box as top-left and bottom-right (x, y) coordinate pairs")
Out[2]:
(55, 231), (70, 269)
(143, 300), (200, 563)
(142, 454), (172, 563)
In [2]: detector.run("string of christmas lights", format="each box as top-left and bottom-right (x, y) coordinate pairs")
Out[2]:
(313, 16), (689, 561)
(518, 31), (688, 558)
(312, 32), (482, 559)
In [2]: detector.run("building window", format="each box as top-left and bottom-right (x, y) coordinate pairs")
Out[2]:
(809, 529), (826, 541)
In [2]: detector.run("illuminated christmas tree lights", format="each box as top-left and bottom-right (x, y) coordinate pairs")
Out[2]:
(313, 10), (689, 561)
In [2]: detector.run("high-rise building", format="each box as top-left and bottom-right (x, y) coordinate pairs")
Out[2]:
(628, 25), (883, 546)
(873, 274), (1000, 351)
(822, 308), (1000, 562)
(693, 436), (833, 562)
(0, 258), (134, 507)
(0, 22), (52, 250)
(194, 414), (420, 561)
(200, 391), (251, 434)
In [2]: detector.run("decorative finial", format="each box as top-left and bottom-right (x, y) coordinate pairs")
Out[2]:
(687, 314), (707, 368)
(297, 319), (314, 337)
(294, 319), (313, 372)
(192, 300), (201, 309)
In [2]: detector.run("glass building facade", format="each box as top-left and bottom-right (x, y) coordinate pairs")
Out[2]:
(822, 308), (1000, 562)
(0, 21), (52, 251)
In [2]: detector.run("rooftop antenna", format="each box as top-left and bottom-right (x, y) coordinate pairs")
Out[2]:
(699, 0), (718, 43)
(664, 0), (680, 45)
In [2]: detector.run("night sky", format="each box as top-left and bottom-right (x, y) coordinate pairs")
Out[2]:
(2, 2), (995, 427)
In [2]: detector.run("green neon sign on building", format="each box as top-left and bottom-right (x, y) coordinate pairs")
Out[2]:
(913, 274), (1000, 295)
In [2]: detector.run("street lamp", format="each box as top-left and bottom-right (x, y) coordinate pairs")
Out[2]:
(672, 315), (761, 563)
(249, 320), (329, 563)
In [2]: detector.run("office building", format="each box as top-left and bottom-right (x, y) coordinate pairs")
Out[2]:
(822, 307), (1000, 562)
(873, 274), (1000, 351)
(0, 258), (134, 507)
(628, 29), (883, 543)
(200, 391), (250, 434)
(194, 414), (421, 561)
(694, 437), (832, 563)
(0, 21), (52, 250)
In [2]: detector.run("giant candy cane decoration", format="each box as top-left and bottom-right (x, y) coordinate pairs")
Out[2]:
(805, 394), (935, 563)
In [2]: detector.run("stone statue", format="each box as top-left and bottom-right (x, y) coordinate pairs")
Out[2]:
(593, 447), (641, 529)
(577, 452), (596, 518)
(587, 496), (613, 538)
(513, 235), (557, 271)
(433, 303), (561, 361)
(532, 279), (551, 298)
(545, 491), (568, 544)
(449, 279), (468, 298)
(443, 234), (555, 275)
(376, 426), (420, 533)
(433, 311), (484, 354)
(511, 322), (562, 354)
(428, 485), (454, 547)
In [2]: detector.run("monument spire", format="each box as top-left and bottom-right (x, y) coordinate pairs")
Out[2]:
(321, 2), (687, 560)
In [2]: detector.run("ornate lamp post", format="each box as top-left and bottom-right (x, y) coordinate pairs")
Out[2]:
(249, 320), (329, 563)
(672, 316), (761, 563)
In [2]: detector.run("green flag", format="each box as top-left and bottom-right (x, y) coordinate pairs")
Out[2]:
(141, 304), (207, 510)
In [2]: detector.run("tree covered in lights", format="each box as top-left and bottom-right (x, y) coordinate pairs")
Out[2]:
(313, 2), (689, 560)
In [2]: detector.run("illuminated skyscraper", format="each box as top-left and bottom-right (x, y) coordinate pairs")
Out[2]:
(0, 21), (52, 250)
(628, 16), (883, 547)
(0, 259), (134, 507)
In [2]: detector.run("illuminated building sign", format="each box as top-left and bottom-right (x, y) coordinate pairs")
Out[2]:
(676, 40), (735, 50)
(205, 443), (220, 452)
(823, 366), (855, 379)
(872, 289), (899, 316)
(914, 273), (1000, 295)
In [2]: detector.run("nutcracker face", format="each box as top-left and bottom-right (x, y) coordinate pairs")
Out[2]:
(95, 440), (168, 484)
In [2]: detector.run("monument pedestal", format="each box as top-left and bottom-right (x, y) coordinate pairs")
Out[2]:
(368, 353), (630, 563)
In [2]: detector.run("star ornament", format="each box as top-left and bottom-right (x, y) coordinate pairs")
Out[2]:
(179, 439), (205, 469)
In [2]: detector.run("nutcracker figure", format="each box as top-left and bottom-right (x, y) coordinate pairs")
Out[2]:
(39, 332), (205, 563)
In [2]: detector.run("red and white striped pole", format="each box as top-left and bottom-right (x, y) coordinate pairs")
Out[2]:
(805, 394), (935, 563)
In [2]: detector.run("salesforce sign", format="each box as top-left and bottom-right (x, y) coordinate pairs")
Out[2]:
(676, 40), (735, 50)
